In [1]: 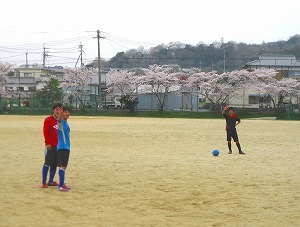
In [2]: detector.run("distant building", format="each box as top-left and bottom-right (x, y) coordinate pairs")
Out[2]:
(86, 70), (112, 108)
(5, 66), (64, 99)
(243, 54), (300, 79)
(227, 87), (273, 109)
(136, 86), (199, 111)
(4, 65), (113, 109)
(228, 54), (300, 109)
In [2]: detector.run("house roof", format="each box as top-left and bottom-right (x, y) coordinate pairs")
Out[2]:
(15, 66), (65, 75)
(47, 66), (65, 74)
(245, 54), (300, 67)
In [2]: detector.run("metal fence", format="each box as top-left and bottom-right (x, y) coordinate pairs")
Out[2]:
(1, 97), (299, 120)
(0, 98), (99, 115)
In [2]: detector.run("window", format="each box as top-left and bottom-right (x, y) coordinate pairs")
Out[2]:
(24, 73), (32, 77)
(249, 94), (271, 105)
(249, 95), (259, 104)
(29, 87), (36, 92)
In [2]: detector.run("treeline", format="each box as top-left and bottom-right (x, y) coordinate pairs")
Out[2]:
(94, 34), (300, 72)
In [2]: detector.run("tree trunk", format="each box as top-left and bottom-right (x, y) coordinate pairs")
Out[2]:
(276, 94), (284, 117)
(158, 104), (164, 113)
(74, 94), (85, 111)
(270, 97), (278, 116)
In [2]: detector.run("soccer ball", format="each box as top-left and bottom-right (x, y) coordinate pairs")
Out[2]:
(212, 149), (220, 156)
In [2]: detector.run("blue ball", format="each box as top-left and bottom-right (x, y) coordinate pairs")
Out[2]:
(212, 149), (220, 156)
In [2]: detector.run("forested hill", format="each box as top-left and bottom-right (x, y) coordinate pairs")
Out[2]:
(101, 34), (300, 72)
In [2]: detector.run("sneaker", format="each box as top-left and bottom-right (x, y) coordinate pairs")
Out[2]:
(239, 151), (246, 155)
(228, 151), (232, 154)
(58, 186), (69, 192)
(62, 184), (71, 190)
(41, 183), (48, 188)
(48, 181), (59, 186)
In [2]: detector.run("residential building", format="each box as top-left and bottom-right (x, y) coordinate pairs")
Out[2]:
(227, 87), (273, 109)
(228, 54), (300, 109)
(243, 54), (300, 79)
(6, 66), (64, 99)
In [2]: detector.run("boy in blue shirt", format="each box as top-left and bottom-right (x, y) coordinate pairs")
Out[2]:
(57, 106), (72, 191)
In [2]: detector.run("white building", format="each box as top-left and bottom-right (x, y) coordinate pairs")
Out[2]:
(226, 54), (300, 109)
(244, 54), (300, 79)
(6, 67), (60, 98)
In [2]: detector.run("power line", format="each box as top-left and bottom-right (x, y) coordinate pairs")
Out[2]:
(1, 35), (92, 49)
(50, 55), (79, 60)
(0, 53), (25, 59)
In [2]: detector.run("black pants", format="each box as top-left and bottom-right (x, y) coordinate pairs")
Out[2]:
(57, 149), (70, 167)
(226, 130), (239, 142)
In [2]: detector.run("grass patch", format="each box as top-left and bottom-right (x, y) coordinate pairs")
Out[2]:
(74, 109), (277, 119)
(0, 107), (292, 120)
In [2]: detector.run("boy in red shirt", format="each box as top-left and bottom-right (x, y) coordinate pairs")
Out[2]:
(41, 103), (63, 188)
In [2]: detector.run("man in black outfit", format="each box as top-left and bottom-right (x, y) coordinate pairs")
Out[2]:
(222, 105), (245, 155)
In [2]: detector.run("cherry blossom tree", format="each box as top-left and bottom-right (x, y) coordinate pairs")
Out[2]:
(176, 67), (201, 111)
(106, 69), (138, 111)
(251, 69), (280, 106)
(253, 68), (300, 112)
(105, 65), (300, 115)
(106, 69), (137, 95)
(0, 62), (13, 99)
(275, 78), (300, 104)
(186, 69), (251, 112)
(62, 66), (94, 110)
(137, 65), (181, 112)
(107, 66), (189, 112)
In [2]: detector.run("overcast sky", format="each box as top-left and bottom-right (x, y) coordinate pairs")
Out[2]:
(0, 0), (299, 67)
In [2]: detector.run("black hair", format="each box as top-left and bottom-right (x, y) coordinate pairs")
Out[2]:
(63, 106), (71, 113)
(228, 107), (234, 112)
(52, 103), (63, 110)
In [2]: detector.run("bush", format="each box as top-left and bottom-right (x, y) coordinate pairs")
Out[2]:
(120, 95), (139, 113)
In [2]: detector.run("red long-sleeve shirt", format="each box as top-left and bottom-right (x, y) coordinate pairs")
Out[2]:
(43, 116), (58, 146)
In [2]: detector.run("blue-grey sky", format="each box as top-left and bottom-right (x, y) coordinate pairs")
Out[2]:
(0, 0), (299, 67)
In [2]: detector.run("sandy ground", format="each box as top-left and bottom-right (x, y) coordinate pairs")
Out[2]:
(0, 115), (299, 227)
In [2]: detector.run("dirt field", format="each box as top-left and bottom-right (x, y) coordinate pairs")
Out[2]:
(0, 115), (299, 227)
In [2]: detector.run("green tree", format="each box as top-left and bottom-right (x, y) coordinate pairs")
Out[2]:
(107, 34), (300, 71)
(36, 77), (62, 106)
(110, 52), (130, 68)
(7, 71), (14, 77)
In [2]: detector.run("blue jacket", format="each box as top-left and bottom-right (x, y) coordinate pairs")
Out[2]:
(57, 120), (70, 151)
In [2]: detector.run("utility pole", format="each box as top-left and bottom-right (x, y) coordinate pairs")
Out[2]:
(223, 48), (226, 73)
(95, 30), (104, 110)
(75, 42), (84, 67)
(43, 45), (49, 68)
(26, 51), (28, 67)
(79, 42), (84, 66)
